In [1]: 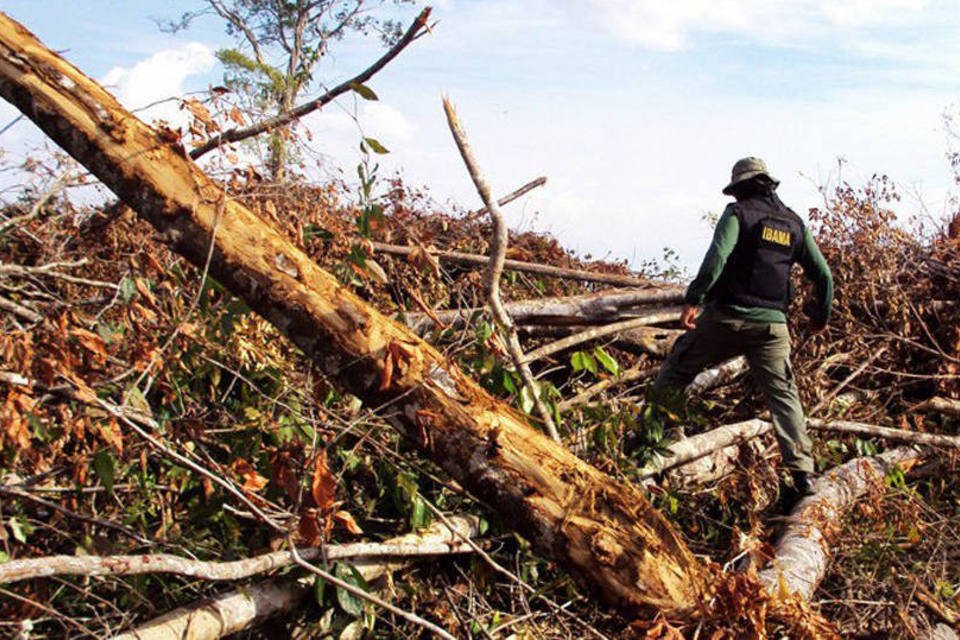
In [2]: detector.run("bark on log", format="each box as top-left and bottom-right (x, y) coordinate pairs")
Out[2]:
(685, 356), (748, 396)
(0, 14), (711, 617)
(112, 517), (479, 640)
(637, 419), (772, 480)
(758, 447), (924, 600)
(405, 288), (684, 335)
(112, 579), (309, 640)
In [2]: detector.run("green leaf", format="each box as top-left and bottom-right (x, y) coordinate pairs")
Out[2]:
(314, 574), (327, 605)
(500, 369), (517, 395)
(118, 277), (137, 304)
(349, 82), (379, 101)
(593, 346), (620, 376)
(410, 496), (430, 530)
(570, 351), (587, 372)
(582, 352), (598, 375)
(94, 449), (116, 493)
(303, 223), (334, 241)
(9, 516), (32, 543)
(335, 563), (368, 618)
(363, 137), (389, 155)
(520, 384), (536, 414)
(340, 621), (366, 640)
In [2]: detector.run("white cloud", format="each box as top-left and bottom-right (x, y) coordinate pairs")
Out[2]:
(100, 42), (216, 126)
(582, 0), (931, 50)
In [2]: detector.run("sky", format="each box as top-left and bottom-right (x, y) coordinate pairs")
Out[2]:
(2, 0), (959, 272)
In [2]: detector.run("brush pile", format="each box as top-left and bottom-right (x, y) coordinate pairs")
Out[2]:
(2, 137), (960, 638)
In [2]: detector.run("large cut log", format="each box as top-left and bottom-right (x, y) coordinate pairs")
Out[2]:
(0, 14), (712, 617)
(758, 447), (924, 599)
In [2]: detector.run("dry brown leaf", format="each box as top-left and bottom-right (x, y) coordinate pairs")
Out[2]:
(333, 510), (364, 535)
(311, 449), (336, 511)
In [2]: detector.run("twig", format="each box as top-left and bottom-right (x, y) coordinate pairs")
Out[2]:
(288, 541), (458, 640)
(92, 394), (288, 531)
(811, 346), (886, 415)
(189, 8), (433, 159)
(0, 485), (152, 546)
(0, 170), (72, 235)
(915, 396), (960, 417)
(376, 241), (658, 289)
(557, 363), (658, 411)
(0, 260), (119, 289)
(406, 287), (683, 336)
(420, 498), (611, 640)
(442, 96), (561, 442)
(0, 294), (42, 323)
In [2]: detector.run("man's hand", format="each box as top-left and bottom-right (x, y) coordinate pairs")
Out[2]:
(681, 305), (699, 330)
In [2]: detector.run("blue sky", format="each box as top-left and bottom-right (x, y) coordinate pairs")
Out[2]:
(3, 1), (959, 270)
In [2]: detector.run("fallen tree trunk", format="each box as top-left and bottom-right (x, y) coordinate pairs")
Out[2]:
(685, 356), (748, 396)
(112, 579), (309, 640)
(0, 516), (478, 583)
(374, 242), (664, 288)
(405, 288), (684, 335)
(112, 516), (479, 640)
(758, 447), (924, 600)
(638, 419), (772, 481)
(0, 13), (712, 617)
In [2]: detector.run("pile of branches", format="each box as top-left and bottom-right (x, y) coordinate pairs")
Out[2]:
(3, 28), (960, 639)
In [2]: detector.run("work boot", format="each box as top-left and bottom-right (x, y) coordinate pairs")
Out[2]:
(777, 470), (815, 515)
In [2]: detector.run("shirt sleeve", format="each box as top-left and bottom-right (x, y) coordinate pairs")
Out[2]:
(684, 205), (740, 306)
(797, 225), (834, 326)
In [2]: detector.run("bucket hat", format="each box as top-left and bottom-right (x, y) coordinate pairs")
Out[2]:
(722, 157), (779, 195)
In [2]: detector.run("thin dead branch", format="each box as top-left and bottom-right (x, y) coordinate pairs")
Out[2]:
(189, 8), (433, 159)
(442, 96), (560, 442)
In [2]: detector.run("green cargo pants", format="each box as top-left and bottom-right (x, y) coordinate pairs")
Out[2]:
(649, 307), (814, 473)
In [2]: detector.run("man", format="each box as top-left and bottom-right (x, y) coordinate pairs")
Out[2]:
(648, 157), (833, 512)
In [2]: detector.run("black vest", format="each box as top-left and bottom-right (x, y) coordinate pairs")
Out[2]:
(712, 194), (805, 312)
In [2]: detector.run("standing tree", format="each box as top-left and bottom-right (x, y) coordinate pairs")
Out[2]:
(166, 0), (417, 180)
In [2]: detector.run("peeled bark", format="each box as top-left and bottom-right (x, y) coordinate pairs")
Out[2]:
(685, 356), (748, 395)
(0, 13), (711, 617)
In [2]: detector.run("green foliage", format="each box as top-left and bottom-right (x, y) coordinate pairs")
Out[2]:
(93, 449), (116, 493)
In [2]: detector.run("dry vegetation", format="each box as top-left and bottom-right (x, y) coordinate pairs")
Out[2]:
(3, 13), (960, 639)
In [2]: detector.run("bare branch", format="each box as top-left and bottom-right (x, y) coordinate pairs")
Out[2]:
(0, 515), (478, 583)
(521, 308), (682, 364)
(442, 96), (561, 442)
(190, 7), (432, 159)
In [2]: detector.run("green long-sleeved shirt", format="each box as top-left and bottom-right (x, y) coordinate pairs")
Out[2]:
(684, 204), (834, 324)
